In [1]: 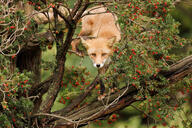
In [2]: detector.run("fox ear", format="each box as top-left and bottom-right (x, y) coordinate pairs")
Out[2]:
(80, 37), (89, 49)
(108, 36), (116, 48)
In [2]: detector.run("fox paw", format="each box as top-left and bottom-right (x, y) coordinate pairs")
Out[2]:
(77, 50), (85, 56)
(98, 93), (106, 101)
(110, 87), (117, 93)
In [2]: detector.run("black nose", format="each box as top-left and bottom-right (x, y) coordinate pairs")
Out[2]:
(96, 64), (100, 68)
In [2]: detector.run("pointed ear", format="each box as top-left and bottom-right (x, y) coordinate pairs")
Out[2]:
(107, 36), (116, 48)
(80, 37), (89, 49)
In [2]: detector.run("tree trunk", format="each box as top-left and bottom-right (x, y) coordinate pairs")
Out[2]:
(16, 45), (41, 83)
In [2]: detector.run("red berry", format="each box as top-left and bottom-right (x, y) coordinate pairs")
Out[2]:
(128, 2), (131, 7)
(164, 2), (167, 6)
(10, 26), (15, 29)
(24, 80), (28, 84)
(12, 118), (16, 122)
(112, 114), (117, 119)
(11, 54), (16, 59)
(162, 122), (167, 126)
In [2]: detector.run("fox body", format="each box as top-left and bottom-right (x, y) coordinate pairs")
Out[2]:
(72, 6), (121, 68)
(18, 3), (121, 68)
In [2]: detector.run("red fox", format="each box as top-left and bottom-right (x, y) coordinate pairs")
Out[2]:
(71, 6), (121, 69)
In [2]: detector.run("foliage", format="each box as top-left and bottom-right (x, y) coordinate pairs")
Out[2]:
(0, 55), (32, 127)
(101, 0), (191, 127)
(102, 0), (191, 127)
(0, 0), (191, 128)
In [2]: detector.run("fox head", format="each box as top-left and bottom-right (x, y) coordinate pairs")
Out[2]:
(81, 37), (116, 68)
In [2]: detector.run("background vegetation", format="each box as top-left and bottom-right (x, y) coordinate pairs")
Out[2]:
(0, 0), (192, 128)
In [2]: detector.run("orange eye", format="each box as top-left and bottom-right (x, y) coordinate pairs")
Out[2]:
(91, 53), (96, 57)
(102, 53), (107, 56)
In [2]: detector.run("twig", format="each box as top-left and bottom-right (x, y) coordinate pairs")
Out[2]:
(68, 50), (86, 57)
(130, 104), (157, 122)
(33, 113), (74, 124)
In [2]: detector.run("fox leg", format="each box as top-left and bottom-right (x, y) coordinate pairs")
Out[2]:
(71, 38), (81, 52)
(110, 82), (117, 93)
(71, 29), (92, 55)
(99, 79), (105, 95)
(71, 38), (86, 56)
(98, 78), (106, 100)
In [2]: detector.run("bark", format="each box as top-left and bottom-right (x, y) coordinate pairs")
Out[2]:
(15, 30), (56, 112)
(39, 28), (75, 113)
(16, 45), (41, 83)
(159, 54), (192, 82)
(12, 30), (55, 85)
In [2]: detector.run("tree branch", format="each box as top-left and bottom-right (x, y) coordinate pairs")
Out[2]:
(37, 0), (91, 113)
(159, 54), (192, 82)
(71, 0), (83, 18)
(74, 0), (90, 22)
(52, 7), (72, 28)
(46, 54), (192, 127)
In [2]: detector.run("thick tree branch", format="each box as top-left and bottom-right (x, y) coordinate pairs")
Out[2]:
(39, 27), (75, 113)
(159, 54), (192, 82)
(46, 55), (192, 127)
(52, 7), (71, 28)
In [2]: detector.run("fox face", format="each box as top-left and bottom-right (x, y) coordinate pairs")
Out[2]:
(81, 37), (116, 68)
